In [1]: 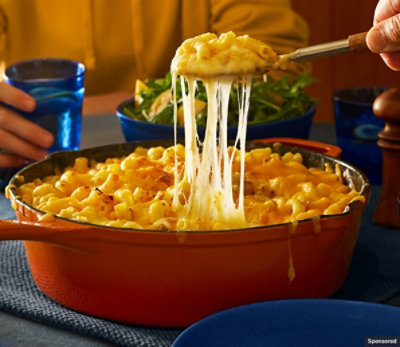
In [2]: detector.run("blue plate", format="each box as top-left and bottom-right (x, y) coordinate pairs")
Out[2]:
(173, 299), (400, 347)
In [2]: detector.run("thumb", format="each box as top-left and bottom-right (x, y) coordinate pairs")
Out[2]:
(367, 13), (400, 53)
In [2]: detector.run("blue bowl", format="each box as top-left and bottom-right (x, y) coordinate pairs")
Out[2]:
(116, 98), (315, 142)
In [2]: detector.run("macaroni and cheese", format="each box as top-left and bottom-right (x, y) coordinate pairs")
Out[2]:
(171, 31), (282, 77)
(15, 145), (365, 231)
(12, 32), (365, 232)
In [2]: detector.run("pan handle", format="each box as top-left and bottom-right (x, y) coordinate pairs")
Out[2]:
(0, 219), (96, 253)
(253, 137), (342, 158)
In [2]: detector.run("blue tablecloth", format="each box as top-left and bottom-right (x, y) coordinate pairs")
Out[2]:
(1, 117), (400, 346)
(2, 188), (400, 346)
(332, 186), (400, 302)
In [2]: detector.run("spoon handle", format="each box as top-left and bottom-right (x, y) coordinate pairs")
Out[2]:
(288, 32), (369, 62)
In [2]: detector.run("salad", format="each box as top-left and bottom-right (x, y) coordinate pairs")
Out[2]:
(122, 72), (317, 127)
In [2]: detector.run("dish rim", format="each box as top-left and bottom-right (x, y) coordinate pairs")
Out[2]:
(8, 140), (370, 236)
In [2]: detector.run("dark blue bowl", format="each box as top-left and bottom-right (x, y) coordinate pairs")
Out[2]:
(116, 98), (315, 142)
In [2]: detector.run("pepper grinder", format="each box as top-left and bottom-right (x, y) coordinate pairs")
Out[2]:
(372, 87), (400, 228)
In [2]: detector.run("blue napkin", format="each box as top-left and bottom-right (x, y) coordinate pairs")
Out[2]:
(1, 186), (400, 346)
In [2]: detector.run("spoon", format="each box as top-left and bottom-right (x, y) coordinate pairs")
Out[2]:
(281, 32), (369, 65)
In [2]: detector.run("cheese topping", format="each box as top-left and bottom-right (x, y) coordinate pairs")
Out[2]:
(14, 146), (365, 231)
(171, 31), (281, 77)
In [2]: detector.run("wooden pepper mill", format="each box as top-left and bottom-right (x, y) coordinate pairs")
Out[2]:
(373, 87), (400, 228)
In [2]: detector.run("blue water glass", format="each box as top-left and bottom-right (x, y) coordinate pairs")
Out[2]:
(0, 58), (85, 189)
(4, 58), (85, 152)
(333, 86), (387, 185)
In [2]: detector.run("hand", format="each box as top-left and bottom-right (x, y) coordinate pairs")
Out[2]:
(367, 0), (400, 70)
(0, 82), (54, 167)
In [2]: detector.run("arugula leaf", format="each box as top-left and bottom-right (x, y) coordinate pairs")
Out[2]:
(153, 104), (174, 125)
(125, 72), (318, 127)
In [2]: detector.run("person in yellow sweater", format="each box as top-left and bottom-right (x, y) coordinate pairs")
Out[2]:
(0, 0), (310, 167)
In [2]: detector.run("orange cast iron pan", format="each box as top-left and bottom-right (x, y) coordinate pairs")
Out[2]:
(0, 139), (368, 328)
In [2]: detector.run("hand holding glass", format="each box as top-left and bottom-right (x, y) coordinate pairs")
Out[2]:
(0, 58), (85, 189)
(4, 58), (86, 153)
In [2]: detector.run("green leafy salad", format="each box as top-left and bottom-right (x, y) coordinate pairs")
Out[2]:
(122, 72), (317, 127)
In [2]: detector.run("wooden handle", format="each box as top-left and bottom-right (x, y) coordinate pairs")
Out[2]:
(348, 32), (369, 53)
(372, 88), (400, 228)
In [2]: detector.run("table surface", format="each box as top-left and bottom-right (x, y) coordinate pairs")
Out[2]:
(0, 115), (399, 346)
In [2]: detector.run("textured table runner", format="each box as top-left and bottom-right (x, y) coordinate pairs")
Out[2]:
(1, 185), (400, 346)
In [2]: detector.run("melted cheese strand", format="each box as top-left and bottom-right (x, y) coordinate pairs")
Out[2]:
(171, 73), (249, 230)
(172, 72), (179, 207)
(182, 76), (199, 186)
(219, 79), (234, 209)
(170, 32), (284, 230)
(236, 76), (251, 211)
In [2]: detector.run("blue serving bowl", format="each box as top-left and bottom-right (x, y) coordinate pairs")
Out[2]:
(116, 98), (315, 142)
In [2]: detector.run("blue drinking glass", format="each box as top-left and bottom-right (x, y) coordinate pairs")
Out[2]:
(0, 58), (86, 188)
(333, 86), (387, 185)
(4, 58), (86, 151)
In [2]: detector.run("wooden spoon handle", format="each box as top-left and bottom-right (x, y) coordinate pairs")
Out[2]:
(348, 32), (369, 53)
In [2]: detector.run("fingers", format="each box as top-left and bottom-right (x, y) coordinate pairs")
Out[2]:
(367, 13), (400, 53)
(0, 106), (54, 165)
(0, 107), (54, 149)
(380, 51), (400, 70)
(0, 126), (49, 163)
(0, 83), (36, 112)
(369, 0), (400, 69)
(373, 0), (400, 24)
(0, 152), (27, 168)
(0, 82), (55, 167)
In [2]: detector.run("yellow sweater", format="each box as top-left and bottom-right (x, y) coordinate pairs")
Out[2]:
(0, 0), (310, 95)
